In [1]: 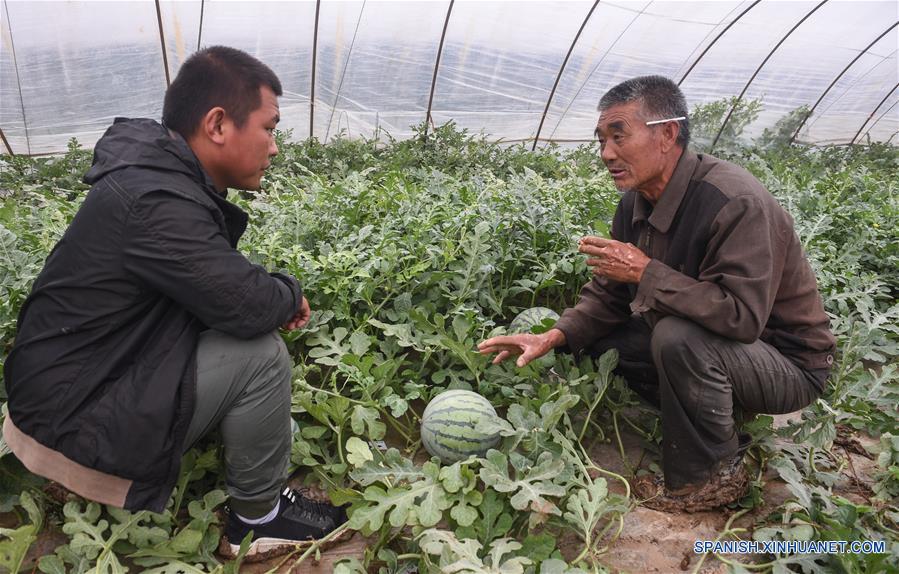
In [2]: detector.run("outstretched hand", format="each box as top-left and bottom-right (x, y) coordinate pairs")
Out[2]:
(477, 328), (566, 367)
(282, 296), (311, 331)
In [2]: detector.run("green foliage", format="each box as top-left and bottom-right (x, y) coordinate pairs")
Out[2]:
(0, 491), (42, 573)
(689, 96), (762, 151)
(871, 433), (899, 502)
(0, 111), (896, 571)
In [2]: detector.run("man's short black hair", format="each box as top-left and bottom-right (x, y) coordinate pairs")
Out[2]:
(599, 75), (690, 147)
(162, 46), (282, 138)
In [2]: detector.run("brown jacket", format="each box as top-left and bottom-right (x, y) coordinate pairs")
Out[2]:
(555, 149), (835, 378)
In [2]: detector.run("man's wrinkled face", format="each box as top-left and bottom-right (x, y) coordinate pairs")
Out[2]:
(221, 85), (279, 191)
(595, 101), (665, 195)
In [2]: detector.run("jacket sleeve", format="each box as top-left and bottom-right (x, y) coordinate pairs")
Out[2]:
(631, 194), (783, 343)
(553, 202), (633, 355)
(122, 190), (302, 338)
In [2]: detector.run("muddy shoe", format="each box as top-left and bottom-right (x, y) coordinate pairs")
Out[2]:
(220, 488), (349, 562)
(633, 459), (749, 513)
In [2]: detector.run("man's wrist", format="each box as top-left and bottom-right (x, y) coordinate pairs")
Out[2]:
(545, 328), (567, 349)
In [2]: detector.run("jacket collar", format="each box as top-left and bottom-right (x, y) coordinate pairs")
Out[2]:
(632, 148), (698, 233)
(165, 128), (223, 196)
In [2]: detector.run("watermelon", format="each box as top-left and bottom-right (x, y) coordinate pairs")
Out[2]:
(421, 390), (501, 463)
(509, 307), (560, 334)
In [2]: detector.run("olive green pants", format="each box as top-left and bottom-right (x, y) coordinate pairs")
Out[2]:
(589, 315), (824, 489)
(183, 330), (293, 518)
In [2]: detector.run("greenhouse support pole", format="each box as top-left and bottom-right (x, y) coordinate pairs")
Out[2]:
(805, 48), (897, 135)
(790, 22), (898, 145)
(310, 0), (321, 140)
(677, 0), (761, 86)
(324, 1), (366, 142)
(862, 99), (899, 143)
(425, 0), (455, 138)
(0, 127), (13, 156)
(155, 0), (171, 86)
(2, 0), (29, 155)
(532, 1), (599, 151)
(543, 2), (650, 143)
(711, 0), (827, 151)
(197, 0), (205, 50)
(851, 82), (898, 145)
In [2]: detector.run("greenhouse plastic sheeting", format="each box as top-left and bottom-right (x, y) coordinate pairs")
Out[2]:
(1, 0), (896, 155)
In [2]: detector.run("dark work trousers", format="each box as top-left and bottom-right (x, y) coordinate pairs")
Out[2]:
(182, 330), (293, 519)
(588, 315), (822, 489)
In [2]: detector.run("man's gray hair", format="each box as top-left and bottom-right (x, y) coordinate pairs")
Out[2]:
(599, 76), (690, 147)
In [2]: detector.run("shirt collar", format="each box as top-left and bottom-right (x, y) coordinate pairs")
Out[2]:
(632, 149), (699, 233)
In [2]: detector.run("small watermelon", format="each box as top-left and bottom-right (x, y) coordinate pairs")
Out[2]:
(509, 307), (560, 334)
(421, 390), (501, 464)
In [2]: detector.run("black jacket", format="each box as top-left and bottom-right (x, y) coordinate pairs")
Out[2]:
(4, 118), (302, 511)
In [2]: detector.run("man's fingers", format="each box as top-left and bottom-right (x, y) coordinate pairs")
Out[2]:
(478, 336), (514, 350)
(493, 350), (512, 364)
(579, 235), (613, 248)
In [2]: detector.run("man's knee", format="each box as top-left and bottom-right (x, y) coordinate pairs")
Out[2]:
(650, 316), (717, 373)
(237, 331), (292, 389)
(261, 331), (292, 380)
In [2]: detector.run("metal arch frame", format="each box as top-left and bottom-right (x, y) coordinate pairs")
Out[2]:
(323, 1), (367, 142)
(851, 82), (898, 144)
(711, 0), (828, 151)
(673, 1), (754, 84)
(197, 0), (205, 51)
(155, 0), (171, 87)
(310, 0), (321, 139)
(531, 1), (599, 151)
(544, 1), (653, 143)
(2, 0), (28, 155)
(677, 0), (761, 86)
(862, 98), (899, 143)
(424, 0), (455, 138)
(790, 22), (898, 145)
(805, 48), (896, 134)
(0, 126), (12, 156)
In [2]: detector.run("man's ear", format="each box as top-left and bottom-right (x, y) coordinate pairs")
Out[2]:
(659, 121), (680, 153)
(200, 107), (228, 145)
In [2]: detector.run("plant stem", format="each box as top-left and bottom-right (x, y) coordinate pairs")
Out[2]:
(578, 379), (609, 443)
(612, 410), (634, 476)
(689, 507), (752, 574)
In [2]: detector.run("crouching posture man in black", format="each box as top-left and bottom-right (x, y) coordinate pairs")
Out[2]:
(4, 46), (345, 558)
(479, 76), (835, 512)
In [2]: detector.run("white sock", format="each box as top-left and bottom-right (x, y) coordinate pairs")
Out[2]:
(237, 500), (280, 525)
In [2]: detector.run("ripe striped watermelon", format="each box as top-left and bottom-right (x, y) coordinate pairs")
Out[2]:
(421, 390), (501, 463)
(509, 307), (560, 334)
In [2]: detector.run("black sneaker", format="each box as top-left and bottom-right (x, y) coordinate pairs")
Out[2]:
(221, 488), (348, 560)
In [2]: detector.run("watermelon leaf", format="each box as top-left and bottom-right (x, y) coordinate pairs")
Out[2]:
(479, 450), (566, 518)
(348, 461), (452, 532)
(349, 448), (424, 486)
(0, 491), (42, 574)
(418, 529), (533, 574)
(351, 405), (386, 440)
(306, 326), (352, 366)
(346, 437), (374, 468)
(561, 479), (609, 542)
